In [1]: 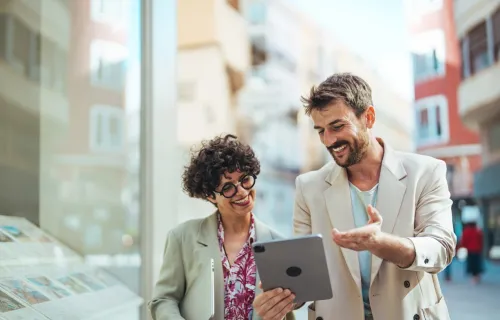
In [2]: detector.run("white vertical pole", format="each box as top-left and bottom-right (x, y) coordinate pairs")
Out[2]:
(140, 0), (179, 318)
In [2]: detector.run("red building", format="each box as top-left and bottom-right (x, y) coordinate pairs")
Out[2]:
(407, 0), (481, 210)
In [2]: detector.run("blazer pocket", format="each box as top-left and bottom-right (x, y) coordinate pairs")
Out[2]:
(307, 302), (316, 320)
(421, 296), (451, 320)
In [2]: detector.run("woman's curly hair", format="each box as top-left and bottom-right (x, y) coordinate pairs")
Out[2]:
(182, 134), (261, 200)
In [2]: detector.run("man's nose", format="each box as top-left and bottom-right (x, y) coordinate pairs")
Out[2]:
(324, 130), (337, 146)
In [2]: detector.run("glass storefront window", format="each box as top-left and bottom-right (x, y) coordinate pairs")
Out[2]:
(0, 0), (142, 316)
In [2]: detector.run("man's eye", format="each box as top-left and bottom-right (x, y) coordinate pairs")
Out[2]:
(332, 125), (344, 131)
(318, 130), (324, 135)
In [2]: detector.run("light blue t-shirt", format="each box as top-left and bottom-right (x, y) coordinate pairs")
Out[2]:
(349, 182), (379, 317)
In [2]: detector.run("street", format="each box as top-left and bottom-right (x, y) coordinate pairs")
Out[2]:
(293, 260), (500, 319)
(441, 260), (500, 320)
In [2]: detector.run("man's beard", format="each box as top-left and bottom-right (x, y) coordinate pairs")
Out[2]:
(327, 133), (369, 168)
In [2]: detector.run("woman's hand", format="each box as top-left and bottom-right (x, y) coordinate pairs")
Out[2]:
(253, 282), (295, 320)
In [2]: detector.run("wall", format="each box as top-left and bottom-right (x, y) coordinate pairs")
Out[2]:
(177, 46), (235, 146)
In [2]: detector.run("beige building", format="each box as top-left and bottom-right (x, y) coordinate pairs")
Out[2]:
(296, 17), (338, 172)
(176, 0), (251, 221)
(454, 0), (500, 258)
(233, 0), (335, 245)
(176, 0), (249, 146)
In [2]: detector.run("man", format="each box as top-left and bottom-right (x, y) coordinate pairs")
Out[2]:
(253, 73), (456, 320)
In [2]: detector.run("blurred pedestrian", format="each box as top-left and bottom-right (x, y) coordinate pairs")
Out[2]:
(459, 221), (484, 284)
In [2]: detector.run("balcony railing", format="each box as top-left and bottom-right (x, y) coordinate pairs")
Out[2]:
(454, 0), (499, 38)
(459, 61), (500, 127)
(0, 60), (69, 124)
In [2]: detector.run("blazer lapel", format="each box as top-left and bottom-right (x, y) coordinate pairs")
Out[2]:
(197, 212), (224, 319)
(324, 165), (362, 293)
(370, 142), (407, 285)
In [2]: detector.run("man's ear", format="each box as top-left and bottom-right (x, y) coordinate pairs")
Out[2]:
(365, 106), (376, 129)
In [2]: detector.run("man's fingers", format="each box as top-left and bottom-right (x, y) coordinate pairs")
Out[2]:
(367, 205), (382, 223)
(333, 226), (370, 240)
(332, 228), (345, 236)
(333, 235), (361, 251)
(332, 228), (347, 242)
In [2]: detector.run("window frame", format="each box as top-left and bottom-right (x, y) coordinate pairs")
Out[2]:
(493, 8), (500, 62)
(89, 105), (125, 153)
(468, 21), (490, 75)
(90, 0), (128, 25)
(414, 94), (450, 147)
(411, 29), (446, 83)
(90, 40), (127, 91)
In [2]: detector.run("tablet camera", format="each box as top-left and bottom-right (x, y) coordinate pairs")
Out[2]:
(286, 266), (302, 277)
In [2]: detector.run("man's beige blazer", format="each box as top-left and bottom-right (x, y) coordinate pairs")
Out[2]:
(294, 141), (456, 320)
(149, 212), (296, 320)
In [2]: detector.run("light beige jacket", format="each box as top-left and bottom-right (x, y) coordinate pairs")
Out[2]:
(294, 141), (456, 320)
(149, 212), (296, 320)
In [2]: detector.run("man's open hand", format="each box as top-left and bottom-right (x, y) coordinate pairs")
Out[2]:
(332, 205), (382, 251)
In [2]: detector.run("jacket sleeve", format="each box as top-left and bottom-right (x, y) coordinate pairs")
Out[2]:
(148, 230), (186, 320)
(400, 161), (457, 274)
(293, 176), (312, 236)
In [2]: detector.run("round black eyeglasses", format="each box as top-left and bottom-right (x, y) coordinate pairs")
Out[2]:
(213, 174), (256, 198)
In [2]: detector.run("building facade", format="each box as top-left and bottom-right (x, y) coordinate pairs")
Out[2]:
(0, 0), (70, 225)
(237, 0), (334, 236)
(407, 0), (482, 226)
(52, 0), (133, 257)
(176, 0), (249, 147)
(175, 0), (251, 222)
(454, 0), (500, 259)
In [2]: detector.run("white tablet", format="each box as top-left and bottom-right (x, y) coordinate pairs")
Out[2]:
(252, 234), (333, 304)
(209, 258), (215, 319)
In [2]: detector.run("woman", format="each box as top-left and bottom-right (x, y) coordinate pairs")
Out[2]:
(148, 134), (295, 320)
(459, 221), (484, 284)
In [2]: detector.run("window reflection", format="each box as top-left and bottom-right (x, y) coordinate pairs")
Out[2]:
(0, 0), (142, 305)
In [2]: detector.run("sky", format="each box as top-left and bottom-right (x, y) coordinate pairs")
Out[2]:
(292, 0), (414, 100)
